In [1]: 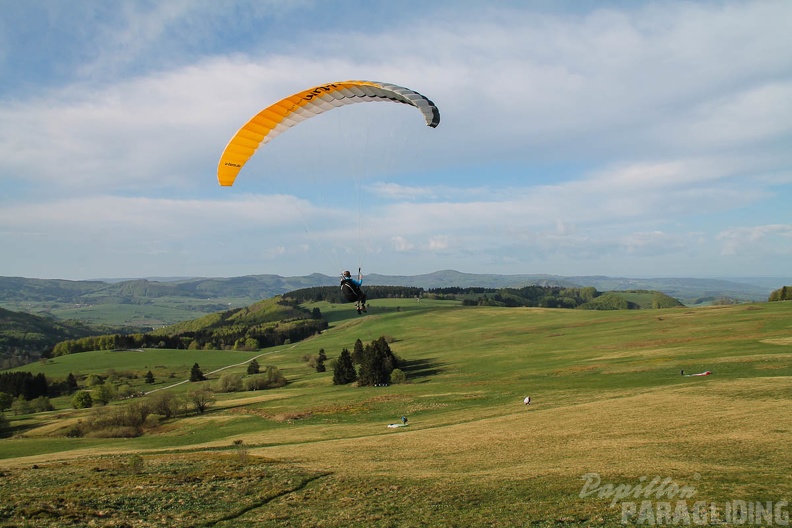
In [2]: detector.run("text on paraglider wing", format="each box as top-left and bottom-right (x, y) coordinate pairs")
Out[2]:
(224, 162), (242, 167)
(303, 84), (340, 101)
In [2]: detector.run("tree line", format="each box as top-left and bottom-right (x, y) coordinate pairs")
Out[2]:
(287, 286), (423, 303)
(51, 312), (327, 356)
(769, 286), (792, 301)
(427, 286), (683, 309)
(0, 371), (49, 401)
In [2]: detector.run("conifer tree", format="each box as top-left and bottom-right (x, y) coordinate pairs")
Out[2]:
(333, 349), (357, 385)
(65, 373), (79, 393)
(190, 363), (206, 382)
(352, 339), (365, 365)
(316, 349), (327, 372)
(247, 359), (260, 374)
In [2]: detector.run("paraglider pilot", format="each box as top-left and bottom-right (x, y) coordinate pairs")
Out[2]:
(341, 268), (367, 314)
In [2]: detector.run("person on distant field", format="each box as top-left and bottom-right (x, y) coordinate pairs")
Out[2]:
(524, 396), (531, 406)
(340, 268), (367, 314)
(401, 416), (408, 425)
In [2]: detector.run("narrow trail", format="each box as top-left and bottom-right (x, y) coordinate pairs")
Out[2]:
(143, 345), (297, 395)
(202, 472), (331, 527)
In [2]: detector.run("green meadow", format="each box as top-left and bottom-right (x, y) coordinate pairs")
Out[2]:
(2, 299), (791, 527)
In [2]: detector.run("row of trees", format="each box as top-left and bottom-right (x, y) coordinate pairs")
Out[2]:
(0, 371), (49, 401)
(333, 337), (402, 386)
(50, 317), (327, 356)
(0, 370), (142, 414)
(287, 286), (423, 304)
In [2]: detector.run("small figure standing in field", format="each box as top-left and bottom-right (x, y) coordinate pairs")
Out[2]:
(401, 416), (408, 425)
(524, 396), (531, 406)
(681, 370), (684, 376)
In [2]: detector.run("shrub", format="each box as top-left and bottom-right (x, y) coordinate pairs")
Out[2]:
(86, 374), (105, 387)
(147, 391), (179, 418)
(127, 454), (145, 474)
(234, 439), (250, 465)
(11, 398), (32, 416)
(32, 396), (53, 412)
(74, 402), (154, 438)
(84, 426), (141, 439)
(72, 391), (93, 409)
(245, 366), (287, 390)
(390, 369), (407, 384)
(215, 373), (243, 393)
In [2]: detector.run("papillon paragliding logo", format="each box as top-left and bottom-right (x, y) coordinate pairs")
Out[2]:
(579, 473), (790, 526)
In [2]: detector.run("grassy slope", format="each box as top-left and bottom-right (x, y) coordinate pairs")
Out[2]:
(1, 300), (791, 526)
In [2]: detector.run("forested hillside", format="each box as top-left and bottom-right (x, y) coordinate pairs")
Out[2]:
(0, 308), (96, 368)
(50, 296), (327, 356)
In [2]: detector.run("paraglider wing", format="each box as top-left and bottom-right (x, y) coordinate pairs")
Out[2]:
(217, 80), (441, 186)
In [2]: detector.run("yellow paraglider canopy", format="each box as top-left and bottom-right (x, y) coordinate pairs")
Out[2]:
(217, 80), (440, 186)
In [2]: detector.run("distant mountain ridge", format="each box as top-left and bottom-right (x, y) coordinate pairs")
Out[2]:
(1, 271), (787, 305)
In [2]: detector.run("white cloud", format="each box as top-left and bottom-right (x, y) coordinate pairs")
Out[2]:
(390, 236), (414, 252)
(716, 225), (792, 256)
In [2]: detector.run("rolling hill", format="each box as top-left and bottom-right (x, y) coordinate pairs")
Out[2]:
(1, 271), (784, 326)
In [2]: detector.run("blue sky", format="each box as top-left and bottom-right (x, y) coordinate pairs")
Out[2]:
(1, 0), (790, 280)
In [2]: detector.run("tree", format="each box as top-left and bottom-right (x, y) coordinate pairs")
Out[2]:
(65, 373), (79, 393)
(148, 391), (179, 418)
(144, 370), (155, 384)
(190, 363), (206, 382)
(11, 397), (32, 416)
(352, 339), (365, 365)
(316, 349), (327, 373)
(93, 383), (117, 406)
(72, 390), (93, 409)
(356, 337), (399, 387)
(769, 285), (792, 301)
(0, 392), (13, 411)
(187, 387), (215, 414)
(358, 343), (390, 386)
(247, 359), (260, 375)
(332, 349), (357, 385)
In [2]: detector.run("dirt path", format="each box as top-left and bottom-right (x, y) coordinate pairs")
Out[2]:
(143, 345), (293, 395)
